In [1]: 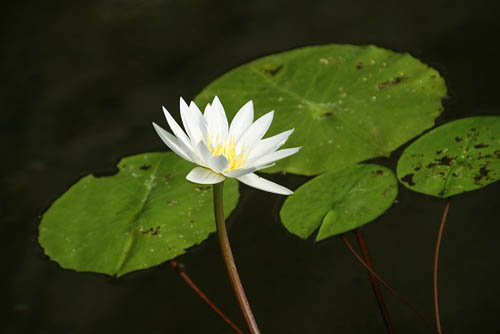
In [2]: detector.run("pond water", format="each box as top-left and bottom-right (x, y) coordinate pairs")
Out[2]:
(3, 0), (500, 333)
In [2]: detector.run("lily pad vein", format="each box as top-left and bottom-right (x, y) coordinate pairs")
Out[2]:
(114, 159), (163, 275)
(249, 65), (385, 154)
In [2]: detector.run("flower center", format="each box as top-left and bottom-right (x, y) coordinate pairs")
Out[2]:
(207, 135), (247, 171)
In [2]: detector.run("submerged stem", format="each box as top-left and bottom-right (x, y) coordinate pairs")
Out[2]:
(355, 230), (394, 334)
(434, 199), (451, 334)
(342, 234), (438, 333)
(169, 260), (244, 334)
(213, 182), (261, 334)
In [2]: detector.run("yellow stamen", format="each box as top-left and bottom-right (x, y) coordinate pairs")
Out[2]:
(207, 134), (248, 171)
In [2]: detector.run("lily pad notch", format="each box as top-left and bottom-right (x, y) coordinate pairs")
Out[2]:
(280, 164), (399, 242)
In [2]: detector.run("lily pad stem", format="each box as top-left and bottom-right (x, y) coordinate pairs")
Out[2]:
(213, 182), (261, 334)
(434, 199), (451, 334)
(355, 229), (394, 333)
(169, 260), (244, 334)
(342, 234), (438, 333)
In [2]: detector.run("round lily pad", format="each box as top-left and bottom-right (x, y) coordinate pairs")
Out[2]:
(280, 164), (398, 241)
(195, 44), (446, 175)
(39, 152), (239, 277)
(397, 116), (500, 198)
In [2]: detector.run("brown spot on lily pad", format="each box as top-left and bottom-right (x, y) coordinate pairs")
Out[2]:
(195, 185), (211, 192)
(371, 169), (385, 176)
(478, 154), (493, 160)
(474, 166), (491, 185)
(401, 173), (416, 186)
(436, 155), (455, 166)
(427, 155), (456, 168)
(139, 226), (161, 236)
(378, 76), (404, 90)
(264, 64), (283, 76)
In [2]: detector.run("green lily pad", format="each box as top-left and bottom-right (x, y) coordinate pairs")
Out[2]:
(397, 116), (500, 198)
(195, 44), (446, 175)
(280, 164), (398, 241)
(39, 152), (239, 277)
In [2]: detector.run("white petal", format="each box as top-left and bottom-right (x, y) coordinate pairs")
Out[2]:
(223, 167), (257, 178)
(211, 96), (229, 141)
(186, 167), (225, 184)
(204, 103), (221, 147)
(237, 173), (293, 195)
(189, 101), (207, 142)
(254, 163), (276, 171)
(203, 103), (212, 118)
(247, 129), (294, 162)
(152, 123), (194, 162)
(255, 147), (301, 166)
(209, 155), (229, 173)
(194, 141), (214, 168)
(203, 103), (218, 146)
(162, 106), (192, 150)
(228, 100), (254, 141)
(189, 100), (203, 114)
(180, 97), (205, 144)
(237, 111), (274, 152)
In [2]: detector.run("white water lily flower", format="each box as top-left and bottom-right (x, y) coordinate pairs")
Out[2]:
(152, 96), (300, 195)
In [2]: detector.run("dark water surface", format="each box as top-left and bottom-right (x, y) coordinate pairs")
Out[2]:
(3, 1), (500, 333)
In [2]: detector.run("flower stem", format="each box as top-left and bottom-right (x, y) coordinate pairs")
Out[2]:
(169, 260), (244, 334)
(355, 229), (394, 334)
(434, 199), (451, 334)
(213, 182), (261, 334)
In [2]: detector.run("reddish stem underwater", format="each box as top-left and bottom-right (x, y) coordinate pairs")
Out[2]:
(433, 199), (451, 334)
(342, 234), (438, 333)
(355, 230), (394, 333)
(169, 260), (244, 334)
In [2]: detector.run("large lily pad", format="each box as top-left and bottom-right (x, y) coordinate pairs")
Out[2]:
(280, 164), (398, 241)
(195, 44), (446, 175)
(39, 152), (239, 277)
(397, 116), (500, 198)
